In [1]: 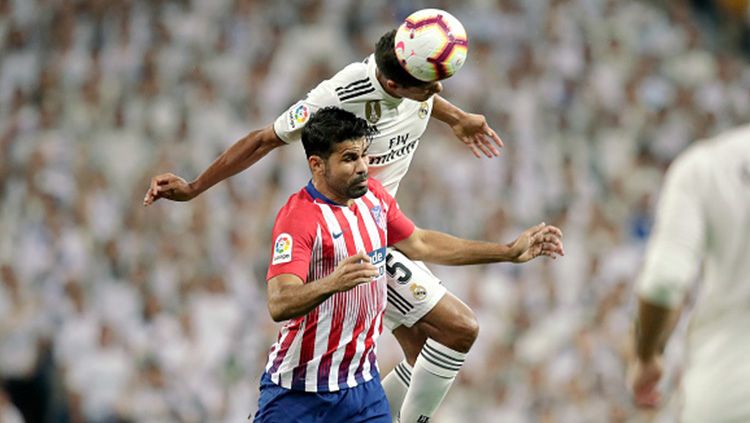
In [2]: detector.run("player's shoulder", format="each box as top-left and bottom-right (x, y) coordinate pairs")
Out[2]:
(274, 188), (321, 232)
(672, 125), (750, 177)
(329, 59), (370, 87)
(326, 57), (376, 103)
(366, 178), (392, 201)
(306, 58), (372, 106)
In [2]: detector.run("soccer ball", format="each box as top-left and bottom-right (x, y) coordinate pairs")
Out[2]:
(394, 8), (468, 82)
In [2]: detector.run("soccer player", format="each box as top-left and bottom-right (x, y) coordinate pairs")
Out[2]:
(629, 125), (750, 422)
(256, 107), (563, 422)
(144, 29), (506, 421)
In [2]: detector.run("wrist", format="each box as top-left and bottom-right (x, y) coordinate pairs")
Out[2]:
(503, 241), (520, 262)
(186, 180), (202, 199)
(444, 108), (467, 127)
(318, 275), (339, 295)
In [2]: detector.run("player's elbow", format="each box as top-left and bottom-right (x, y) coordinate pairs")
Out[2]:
(267, 298), (290, 322)
(257, 124), (285, 150)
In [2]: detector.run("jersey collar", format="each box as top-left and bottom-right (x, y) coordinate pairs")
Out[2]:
(367, 54), (402, 106)
(305, 180), (347, 206)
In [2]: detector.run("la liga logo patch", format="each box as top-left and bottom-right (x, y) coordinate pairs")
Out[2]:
(272, 233), (293, 265)
(288, 102), (310, 129)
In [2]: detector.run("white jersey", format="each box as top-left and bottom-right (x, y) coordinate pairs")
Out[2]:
(274, 54), (434, 196)
(636, 125), (750, 423)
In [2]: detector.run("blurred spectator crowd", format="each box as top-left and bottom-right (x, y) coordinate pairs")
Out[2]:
(1, 0), (748, 422)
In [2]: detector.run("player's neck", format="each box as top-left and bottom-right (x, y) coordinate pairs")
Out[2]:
(310, 178), (354, 207)
(375, 68), (402, 99)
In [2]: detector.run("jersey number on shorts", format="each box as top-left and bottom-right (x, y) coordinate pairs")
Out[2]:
(386, 254), (412, 284)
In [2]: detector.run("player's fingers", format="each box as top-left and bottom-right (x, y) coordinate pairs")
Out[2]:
(347, 262), (378, 272)
(473, 136), (494, 158)
(154, 184), (178, 197)
(463, 137), (481, 159)
(351, 269), (379, 283)
(477, 134), (500, 157)
(540, 243), (563, 257)
(470, 145), (482, 159)
(343, 251), (371, 264)
(151, 174), (175, 197)
(486, 125), (504, 149)
(143, 191), (161, 206)
(541, 225), (563, 238)
(148, 177), (163, 199)
(528, 222), (548, 238)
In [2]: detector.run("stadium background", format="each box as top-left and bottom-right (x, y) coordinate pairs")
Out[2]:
(0, 0), (748, 421)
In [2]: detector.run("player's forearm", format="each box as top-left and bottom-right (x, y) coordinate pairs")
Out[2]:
(407, 230), (514, 265)
(634, 297), (679, 361)
(430, 95), (466, 126)
(268, 276), (338, 322)
(189, 125), (284, 196)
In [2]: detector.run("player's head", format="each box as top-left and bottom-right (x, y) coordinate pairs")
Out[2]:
(375, 29), (443, 102)
(302, 107), (377, 200)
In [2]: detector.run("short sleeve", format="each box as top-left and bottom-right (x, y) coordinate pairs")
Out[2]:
(636, 152), (706, 308)
(273, 82), (340, 144)
(266, 207), (317, 283)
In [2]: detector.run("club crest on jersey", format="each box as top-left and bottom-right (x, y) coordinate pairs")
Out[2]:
(370, 205), (386, 231)
(365, 100), (381, 124)
(272, 233), (293, 265)
(288, 102), (310, 129)
(418, 102), (429, 119)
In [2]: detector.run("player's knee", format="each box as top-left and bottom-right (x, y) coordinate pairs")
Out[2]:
(451, 312), (479, 351)
(432, 310), (479, 353)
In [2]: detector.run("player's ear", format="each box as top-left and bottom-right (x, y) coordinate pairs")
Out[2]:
(308, 155), (325, 176)
(385, 79), (400, 92)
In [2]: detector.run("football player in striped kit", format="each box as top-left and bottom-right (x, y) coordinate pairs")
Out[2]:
(253, 107), (563, 422)
(144, 28), (520, 422)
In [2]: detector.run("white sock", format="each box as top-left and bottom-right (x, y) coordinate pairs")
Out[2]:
(399, 339), (466, 423)
(381, 360), (412, 422)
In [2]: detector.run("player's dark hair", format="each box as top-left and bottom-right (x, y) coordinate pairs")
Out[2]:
(375, 29), (428, 88)
(301, 107), (377, 159)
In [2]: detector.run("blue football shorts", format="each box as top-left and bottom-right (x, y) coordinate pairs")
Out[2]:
(253, 372), (391, 422)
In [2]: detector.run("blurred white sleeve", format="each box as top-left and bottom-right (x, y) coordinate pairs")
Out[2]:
(637, 152), (706, 308)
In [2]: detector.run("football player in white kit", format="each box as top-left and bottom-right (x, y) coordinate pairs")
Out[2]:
(629, 125), (750, 422)
(144, 29), (508, 422)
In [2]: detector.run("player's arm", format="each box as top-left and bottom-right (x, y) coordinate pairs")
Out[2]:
(143, 124), (284, 205)
(393, 222), (564, 266)
(430, 94), (504, 159)
(629, 151), (706, 408)
(266, 252), (378, 322)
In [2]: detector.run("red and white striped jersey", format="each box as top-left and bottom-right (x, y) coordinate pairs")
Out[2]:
(264, 178), (415, 392)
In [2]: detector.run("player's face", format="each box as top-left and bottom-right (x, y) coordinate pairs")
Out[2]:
(394, 81), (443, 102)
(324, 138), (369, 200)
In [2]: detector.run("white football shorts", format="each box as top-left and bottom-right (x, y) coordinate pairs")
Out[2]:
(383, 248), (447, 330)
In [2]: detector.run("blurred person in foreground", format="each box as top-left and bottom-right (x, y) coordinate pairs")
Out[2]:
(255, 107), (563, 422)
(144, 21), (509, 423)
(629, 124), (750, 422)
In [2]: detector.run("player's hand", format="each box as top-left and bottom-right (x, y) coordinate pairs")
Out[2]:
(628, 356), (663, 408)
(329, 251), (379, 292)
(507, 222), (564, 263)
(143, 173), (196, 206)
(450, 113), (504, 159)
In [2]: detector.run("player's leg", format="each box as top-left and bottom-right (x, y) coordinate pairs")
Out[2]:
(380, 324), (426, 419)
(381, 249), (479, 423)
(398, 293), (478, 423)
